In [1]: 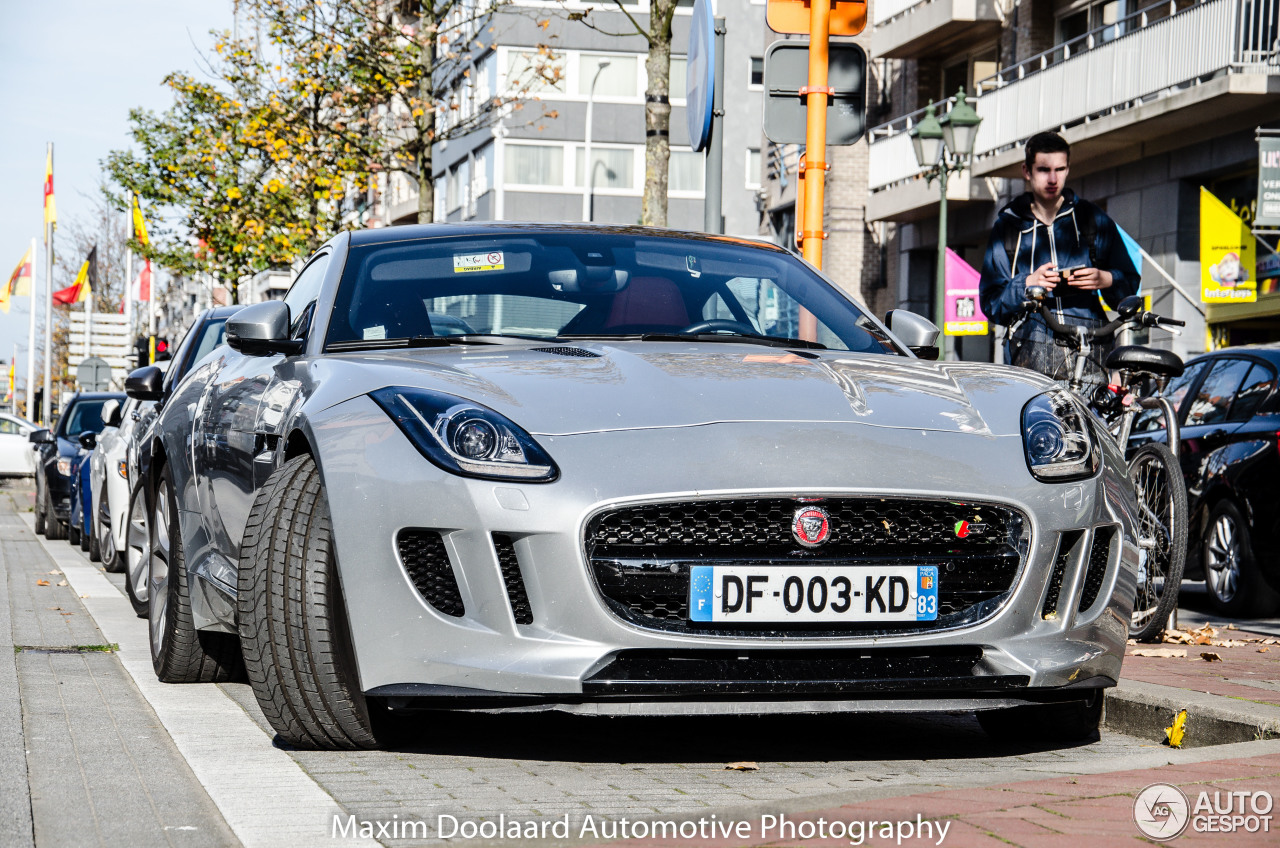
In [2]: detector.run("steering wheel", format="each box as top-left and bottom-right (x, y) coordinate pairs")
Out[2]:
(679, 319), (756, 335)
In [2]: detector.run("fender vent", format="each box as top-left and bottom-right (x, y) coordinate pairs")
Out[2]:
(1042, 530), (1083, 620)
(1078, 526), (1116, 613)
(493, 534), (533, 624)
(531, 346), (600, 358)
(397, 530), (465, 617)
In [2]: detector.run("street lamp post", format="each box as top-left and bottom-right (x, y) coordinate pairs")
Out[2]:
(909, 90), (982, 360)
(582, 60), (611, 222)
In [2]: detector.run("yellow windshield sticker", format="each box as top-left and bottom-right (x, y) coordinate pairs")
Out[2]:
(454, 252), (505, 273)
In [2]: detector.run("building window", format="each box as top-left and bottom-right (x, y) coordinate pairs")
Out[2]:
(669, 150), (704, 194)
(749, 57), (764, 88)
(505, 144), (565, 187)
(506, 49), (565, 94)
(746, 148), (761, 189)
(575, 146), (636, 191)
(1055, 0), (1130, 46)
(579, 53), (639, 97)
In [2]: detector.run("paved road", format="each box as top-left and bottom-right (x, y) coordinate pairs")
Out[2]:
(2, 477), (1277, 847)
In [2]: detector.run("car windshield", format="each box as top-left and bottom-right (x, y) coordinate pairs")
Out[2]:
(56, 399), (111, 438)
(325, 232), (902, 355)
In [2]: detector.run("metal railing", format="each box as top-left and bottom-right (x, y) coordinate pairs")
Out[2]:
(867, 0), (1279, 193)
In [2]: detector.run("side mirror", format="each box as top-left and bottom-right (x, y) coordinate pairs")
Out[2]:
(78, 431), (97, 450)
(125, 366), (165, 401)
(885, 309), (941, 361)
(28, 428), (54, 445)
(101, 399), (122, 428)
(226, 301), (303, 356)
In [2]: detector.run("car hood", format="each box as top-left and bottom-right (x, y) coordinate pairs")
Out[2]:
(314, 342), (1055, 438)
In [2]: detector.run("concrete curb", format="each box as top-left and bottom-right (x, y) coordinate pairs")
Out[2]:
(1105, 678), (1280, 747)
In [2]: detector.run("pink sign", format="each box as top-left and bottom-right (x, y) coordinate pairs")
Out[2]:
(943, 248), (988, 336)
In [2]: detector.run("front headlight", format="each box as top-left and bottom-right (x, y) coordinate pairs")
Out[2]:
(371, 387), (558, 482)
(56, 458), (72, 477)
(1021, 389), (1099, 481)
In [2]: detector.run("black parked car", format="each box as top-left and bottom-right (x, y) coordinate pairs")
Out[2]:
(31, 392), (126, 540)
(1130, 344), (1280, 616)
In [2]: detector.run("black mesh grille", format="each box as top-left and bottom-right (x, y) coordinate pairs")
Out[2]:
(397, 530), (465, 617)
(493, 534), (533, 625)
(531, 346), (600, 358)
(1079, 526), (1116, 613)
(586, 497), (1027, 636)
(1041, 530), (1082, 620)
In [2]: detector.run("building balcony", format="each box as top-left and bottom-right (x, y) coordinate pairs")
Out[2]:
(871, 0), (1002, 60)
(867, 0), (1280, 221)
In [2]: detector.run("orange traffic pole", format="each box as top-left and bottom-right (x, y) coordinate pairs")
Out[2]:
(799, 1), (831, 341)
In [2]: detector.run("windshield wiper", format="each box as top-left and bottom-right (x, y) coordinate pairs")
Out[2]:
(327, 335), (503, 352)
(558, 332), (827, 350)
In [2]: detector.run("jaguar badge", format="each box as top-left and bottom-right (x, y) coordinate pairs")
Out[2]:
(792, 507), (831, 547)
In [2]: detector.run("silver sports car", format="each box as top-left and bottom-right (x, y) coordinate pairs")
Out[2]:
(126, 224), (1139, 750)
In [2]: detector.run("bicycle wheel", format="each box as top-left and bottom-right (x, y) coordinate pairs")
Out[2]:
(1127, 442), (1188, 642)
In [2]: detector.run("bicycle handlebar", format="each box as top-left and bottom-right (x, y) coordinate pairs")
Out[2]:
(1016, 295), (1184, 341)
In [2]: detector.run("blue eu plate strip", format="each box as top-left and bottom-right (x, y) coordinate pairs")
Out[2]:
(689, 565), (714, 622)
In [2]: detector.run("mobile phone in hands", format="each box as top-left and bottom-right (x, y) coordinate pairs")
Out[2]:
(1055, 265), (1087, 281)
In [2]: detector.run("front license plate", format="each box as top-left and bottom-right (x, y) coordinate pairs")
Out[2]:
(688, 565), (939, 623)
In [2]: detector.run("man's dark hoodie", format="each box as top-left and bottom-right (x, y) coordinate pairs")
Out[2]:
(979, 188), (1140, 328)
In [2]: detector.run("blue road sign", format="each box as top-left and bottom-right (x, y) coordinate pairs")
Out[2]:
(686, 0), (715, 153)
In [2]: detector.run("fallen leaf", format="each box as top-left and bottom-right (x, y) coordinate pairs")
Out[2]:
(47, 607), (61, 611)
(724, 762), (759, 771)
(59, 612), (73, 616)
(1193, 634), (1213, 645)
(1258, 648), (1270, 653)
(56, 581), (67, 587)
(47, 570), (61, 575)
(1227, 623), (1238, 630)
(1200, 652), (1222, 662)
(1131, 648), (1187, 658)
(35, 579), (49, 586)
(1164, 709), (1188, 748)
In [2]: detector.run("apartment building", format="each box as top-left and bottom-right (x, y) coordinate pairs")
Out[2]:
(862, 0), (1280, 359)
(365, 0), (769, 239)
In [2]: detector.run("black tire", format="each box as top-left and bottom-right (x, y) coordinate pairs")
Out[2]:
(1202, 500), (1280, 617)
(977, 689), (1105, 744)
(149, 463), (243, 683)
(34, 478), (46, 536)
(99, 486), (124, 573)
(123, 485), (149, 617)
(1128, 442), (1188, 643)
(239, 454), (379, 750)
(87, 510), (100, 560)
(68, 519), (81, 547)
(45, 485), (67, 541)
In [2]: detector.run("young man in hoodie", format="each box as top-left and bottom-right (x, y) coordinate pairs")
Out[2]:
(979, 132), (1140, 384)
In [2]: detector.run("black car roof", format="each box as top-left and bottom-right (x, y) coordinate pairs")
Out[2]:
(65, 392), (127, 401)
(1188, 345), (1280, 366)
(346, 222), (786, 252)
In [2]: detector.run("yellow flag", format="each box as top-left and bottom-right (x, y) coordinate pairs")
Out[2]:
(132, 193), (150, 247)
(1200, 187), (1257, 304)
(2, 247), (35, 314)
(43, 149), (57, 233)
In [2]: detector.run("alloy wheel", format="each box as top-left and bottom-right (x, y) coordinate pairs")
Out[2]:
(148, 480), (171, 659)
(1205, 512), (1240, 603)
(127, 491), (150, 606)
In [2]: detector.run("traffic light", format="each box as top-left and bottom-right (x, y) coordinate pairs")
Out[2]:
(135, 336), (172, 369)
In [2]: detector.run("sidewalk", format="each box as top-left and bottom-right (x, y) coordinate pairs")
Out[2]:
(0, 486), (238, 848)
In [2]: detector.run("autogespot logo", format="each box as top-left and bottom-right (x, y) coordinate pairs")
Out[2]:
(1134, 783), (1191, 841)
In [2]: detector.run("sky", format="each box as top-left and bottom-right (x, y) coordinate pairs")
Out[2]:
(0, 0), (234, 396)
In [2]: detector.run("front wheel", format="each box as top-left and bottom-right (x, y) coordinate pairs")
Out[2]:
(239, 454), (380, 750)
(1128, 443), (1188, 642)
(99, 487), (122, 572)
(123, 486), (149, 617)
(149, 464), (242, 682)
(1202, 500), (1280, 617)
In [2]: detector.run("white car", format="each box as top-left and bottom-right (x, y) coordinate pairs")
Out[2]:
(0, 412), (38, 475)
(90, 397), (154, 570)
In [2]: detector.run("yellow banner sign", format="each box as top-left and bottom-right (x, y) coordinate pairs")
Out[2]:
(1200, 187), (1256, 303)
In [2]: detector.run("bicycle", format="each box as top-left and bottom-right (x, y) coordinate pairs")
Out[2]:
(1008, 286), (1189, 642)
